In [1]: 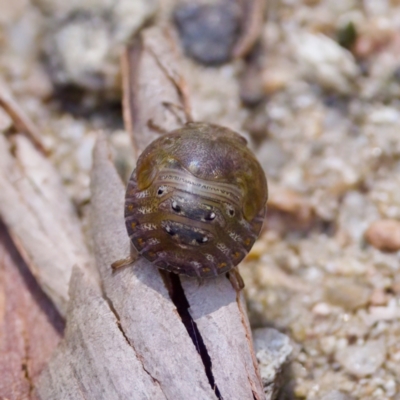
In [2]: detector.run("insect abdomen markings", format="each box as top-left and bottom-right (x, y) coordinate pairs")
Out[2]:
(125, 156), (265, 278)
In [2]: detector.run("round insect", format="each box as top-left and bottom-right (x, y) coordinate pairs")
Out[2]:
(119, 122), (267, 286)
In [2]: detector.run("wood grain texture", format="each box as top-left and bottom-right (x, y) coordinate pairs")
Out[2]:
(37, 267), (166, 400)
(0, 222), (64, 400)
(0, 134), (96, 316)
(181, 277), (264, 399)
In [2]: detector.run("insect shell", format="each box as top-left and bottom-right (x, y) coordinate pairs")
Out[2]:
(124, 122), (268, 279)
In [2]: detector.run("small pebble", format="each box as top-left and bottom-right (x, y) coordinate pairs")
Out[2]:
(324, 278), (371, 311)
(312, 302), (332, 316)
(320, 390), (355, 400)
(292, 32), (359, 94)
(365, 219), (400, 252)
(253, 328), (292, 397)
(336, 339), (386, 377)
(369, 288), (388, 306)
(268, 186), (313, 222)
(174, 0), (241, 65)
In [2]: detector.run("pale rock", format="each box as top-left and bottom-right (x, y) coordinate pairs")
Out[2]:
(292, 32), (359, 94)
(365, 219), (400, 252)
(320, 390), (355, 400)
(337, 191), (380, 244)
(253, 328), (292, 399)
(43, 0), (158, 92)
(324, 278), (371, 311)
(336, 339), (386, 377)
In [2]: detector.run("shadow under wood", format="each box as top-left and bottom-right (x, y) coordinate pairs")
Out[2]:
(275, 361), (296, 400)
(0, 219), (65, 335)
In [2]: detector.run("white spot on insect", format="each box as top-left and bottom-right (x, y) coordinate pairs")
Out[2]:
(190, 261), (202, 268)
(206, 254), (215, 262)
(172, 200), (182, 212)
(229, 231), (241, 241)
(147, 238), (159, 245)
(209, 212), (216, 220)
(201, 237), (208, 243)
(217, 243), (230, 255)
(165, 225), (171, 233)
(141, 223), (157, 231)
(138, 206), (152, 214)
(136, 190), (149, 198)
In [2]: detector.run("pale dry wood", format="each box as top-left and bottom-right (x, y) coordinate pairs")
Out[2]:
(0, 223), (64, 400)
(37, 267), (167, 400)
(181, 276), (265, 399)
(89, 136), (217, 399)
(122, 25), (192, 156)
(0, 133), (96, 316)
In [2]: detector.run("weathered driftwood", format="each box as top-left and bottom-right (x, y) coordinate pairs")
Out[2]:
(0, 222), (64, 400)
(0, 133), (96, 316)
(37, 266), (168, 400)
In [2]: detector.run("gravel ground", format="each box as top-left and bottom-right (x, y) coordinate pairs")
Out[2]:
(1, 0), (400, 399)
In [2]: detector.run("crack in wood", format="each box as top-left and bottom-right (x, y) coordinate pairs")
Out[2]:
(21, 319), (34, 396)
(100, 287), (167, 397)
(163, 272), (222, 400)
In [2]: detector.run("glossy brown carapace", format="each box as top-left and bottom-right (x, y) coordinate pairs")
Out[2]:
(124, 122), (267, 278)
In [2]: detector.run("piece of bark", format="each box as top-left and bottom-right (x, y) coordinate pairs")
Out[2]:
(122, 25), (192, 157)
(39, 135), (267, 398)
(38, 137), (216, 399)
(181, 276), (265, 398)
(0, 222), (64, 400)
(37, 267), (166, 400)
(0, 133), (96, 316)
(90, 137), (217, 398)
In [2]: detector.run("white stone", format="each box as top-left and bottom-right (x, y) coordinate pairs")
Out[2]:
(336, 339), (386, 377)
(292, 32), (358, 94)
